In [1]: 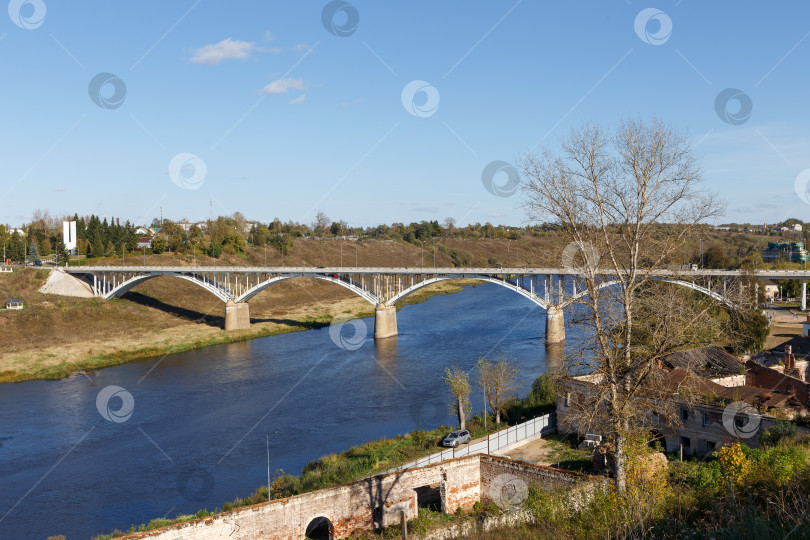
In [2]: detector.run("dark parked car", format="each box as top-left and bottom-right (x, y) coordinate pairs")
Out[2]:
(441, 429), (471, 447)
(33, 259), (42, 267)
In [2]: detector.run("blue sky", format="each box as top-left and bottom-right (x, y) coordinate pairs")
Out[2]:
(1, 1), (810, 228)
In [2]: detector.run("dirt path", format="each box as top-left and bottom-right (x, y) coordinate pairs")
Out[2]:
(495, 437), (555, 465)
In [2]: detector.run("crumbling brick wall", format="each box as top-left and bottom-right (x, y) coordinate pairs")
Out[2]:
(119, 455), (483, 540)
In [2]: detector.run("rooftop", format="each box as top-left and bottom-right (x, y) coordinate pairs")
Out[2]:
(662, 346), (743, 378)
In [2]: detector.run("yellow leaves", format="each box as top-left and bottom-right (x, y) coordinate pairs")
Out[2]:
(718, 443), (749, 485)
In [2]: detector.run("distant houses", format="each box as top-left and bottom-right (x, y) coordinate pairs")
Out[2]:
(763, 241), (808, 263)
(760, 279), (779, 301)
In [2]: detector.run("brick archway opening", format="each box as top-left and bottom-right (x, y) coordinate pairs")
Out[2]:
(305, 516), (333, 539)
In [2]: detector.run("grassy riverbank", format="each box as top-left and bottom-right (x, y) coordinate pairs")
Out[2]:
(0, 270), (481, 383)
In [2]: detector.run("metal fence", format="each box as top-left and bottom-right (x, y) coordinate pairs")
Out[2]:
(386, 412), (557, 474)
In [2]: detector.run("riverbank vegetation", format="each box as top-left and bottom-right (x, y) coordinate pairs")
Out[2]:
(346, 431), (810, 539)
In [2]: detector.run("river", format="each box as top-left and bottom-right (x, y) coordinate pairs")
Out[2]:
(0, 282), (576, 539)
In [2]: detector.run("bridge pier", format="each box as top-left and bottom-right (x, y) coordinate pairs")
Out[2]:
(545, 305), (565, 344)
(224, 300), (251, 331)
(374, 303), (398, 339)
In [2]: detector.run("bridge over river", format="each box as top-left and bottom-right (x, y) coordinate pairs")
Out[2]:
(56, 266), (808, 343)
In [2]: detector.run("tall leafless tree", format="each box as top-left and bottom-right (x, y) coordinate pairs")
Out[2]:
(476, 353), (520, 425)
(313, 211), (330, 237)
(520, 117), (727, 493)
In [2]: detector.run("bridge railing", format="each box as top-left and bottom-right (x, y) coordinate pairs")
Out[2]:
(384, 412), (556, 474)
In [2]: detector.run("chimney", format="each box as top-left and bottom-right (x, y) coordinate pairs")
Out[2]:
(785, 345), (796, 371)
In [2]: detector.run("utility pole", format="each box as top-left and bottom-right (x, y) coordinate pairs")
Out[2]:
(122, 243), (125, 266)
(264, 245), (267, 266)
(266, 434), (271, 495)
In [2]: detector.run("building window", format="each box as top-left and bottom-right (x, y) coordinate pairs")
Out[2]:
(681, 408), (689, 421)
(706, 441), (716, 453)
(702, 412), (710, 426)
(679, 435), (691, 448)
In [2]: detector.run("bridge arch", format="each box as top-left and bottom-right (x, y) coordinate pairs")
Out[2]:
(101, 272), (231, 302)
(565, 277), (737, 308)
(385, 275), (549, 310)
(237, 273), (379, 305)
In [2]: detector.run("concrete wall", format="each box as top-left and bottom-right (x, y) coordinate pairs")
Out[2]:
(711, 374), (746, 387)
(119, 455), (592, 540)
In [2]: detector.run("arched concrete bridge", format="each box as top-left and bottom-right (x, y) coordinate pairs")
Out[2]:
(59, 266), (784, 344)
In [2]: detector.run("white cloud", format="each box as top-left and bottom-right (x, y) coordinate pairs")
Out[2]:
(52, 186), (65, 192)
(289, 93), (307, 104)
(340, 99), (363, 108)
(260, 77), (305, 95)
(295, 43), (312, 53)
(263, 30), (274, 42)
(190, 38), (254, 65)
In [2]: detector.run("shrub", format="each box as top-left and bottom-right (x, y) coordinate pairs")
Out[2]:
(207, 242), (222, 258)
(718, 443), (750, 485)
(759, 419), (797, 447)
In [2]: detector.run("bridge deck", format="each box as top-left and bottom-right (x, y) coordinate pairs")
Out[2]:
(63, 266), (808, 278)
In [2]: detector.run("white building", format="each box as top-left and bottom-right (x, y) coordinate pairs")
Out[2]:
(62, 221), (77, 254)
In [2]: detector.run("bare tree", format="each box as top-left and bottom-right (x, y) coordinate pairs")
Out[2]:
(443, 366), (471, 430)
(313, 211), (330, 237)
(476, 353), (520, 425)
(520, 117), (726, 493)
